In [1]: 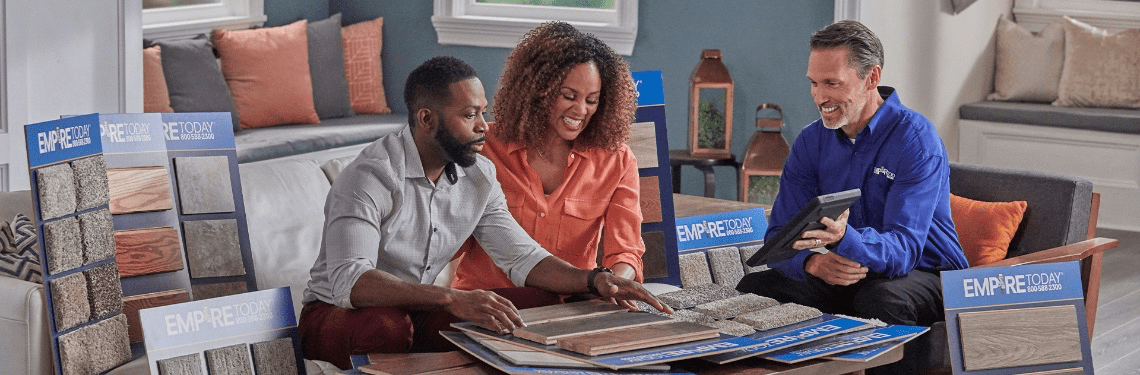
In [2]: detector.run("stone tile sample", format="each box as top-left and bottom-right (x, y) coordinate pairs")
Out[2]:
(89, 314), (132, 373)
(678, 252), (713, 288)
(37, 163), (77, 220)
(707, 246), (745, 287)
(58, 326), (93, 375)
(124, 289), (191, 343)
(641, 231), (667, 279)
(72, 155), (109, 211)
(173, 156), (235, 214)
(158, 353), (203, 375)
(639, 176), (662, 223)
(738, 245), (769, 274)
(192, 281), (249, 300)
(106, 166), (174, 214)
(114, 226), (184, 277)
(735, 303), (822, 331)
(44, 217), (84, 274)
(694, 294), (779, 320)
(250, 338), (298, 375)
(204, 343), (254, 375)
(670, 309), (715, 326)
(84, 263), (124, 320)
(183, 219), (245, 278)
(51, 272), (91, 331)
(656, 283), (740, 309)
(79, 209), (116, 264)
(710, 319), (755, 336)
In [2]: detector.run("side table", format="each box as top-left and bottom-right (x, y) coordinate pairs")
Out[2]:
(670, 150), (741, 198)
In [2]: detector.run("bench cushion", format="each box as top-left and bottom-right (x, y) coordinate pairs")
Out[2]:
(959, 101), (1140, 134)
(234, 113), (406, 163)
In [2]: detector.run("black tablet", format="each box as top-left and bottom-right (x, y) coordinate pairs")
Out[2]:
(745, 188), (861, 267)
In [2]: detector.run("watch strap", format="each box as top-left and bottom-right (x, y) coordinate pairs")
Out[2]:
(586, 267), (613, 296)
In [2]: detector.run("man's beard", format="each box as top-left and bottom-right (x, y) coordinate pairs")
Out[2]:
(435, 125), (484, 168)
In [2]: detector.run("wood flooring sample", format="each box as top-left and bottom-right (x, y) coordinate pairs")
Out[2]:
(512, 312), (673, 345)
(958, 306), (1082, 371)
(641, 231), (667, 279)
(173, 156), (235, 214)
(123, 289), (191, 343)
(639, 176), (662, 224)
(556, 321), (720, 356)
(115, 227), (184, 277)
(106, 166), (173, 214)
(517, 300), (628, 325)
(184, 219), (245, 278)
(360, 351), (475, 375)
(629, 121), (659, 169)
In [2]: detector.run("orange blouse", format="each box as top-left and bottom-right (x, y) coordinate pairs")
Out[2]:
(451, 132), (645, 290)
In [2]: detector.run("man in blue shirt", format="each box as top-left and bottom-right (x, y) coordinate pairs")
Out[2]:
(736, 20), (968, 373)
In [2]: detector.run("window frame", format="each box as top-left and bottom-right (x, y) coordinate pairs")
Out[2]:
(142, 0), (265, 40)
(1013, 0), (1140, 31)
(431, 0), (638, 55)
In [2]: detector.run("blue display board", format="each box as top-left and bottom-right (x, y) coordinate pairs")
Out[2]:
(674, 208), (766, 252)
(632, 70), (681, 286)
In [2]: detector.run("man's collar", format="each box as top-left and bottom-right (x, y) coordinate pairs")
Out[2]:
(401, 126), (470, 182)
(836, 86), (899, 140)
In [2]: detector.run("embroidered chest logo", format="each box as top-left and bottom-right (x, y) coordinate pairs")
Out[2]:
(873, 166), (895, 180)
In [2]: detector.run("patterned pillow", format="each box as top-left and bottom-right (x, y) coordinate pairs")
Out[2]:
(0, 214), (43, 283)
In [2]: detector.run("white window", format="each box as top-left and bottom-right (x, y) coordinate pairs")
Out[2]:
(143, 0), (266, 39)
(1013, 0), (1140, 32)
(432, 0), (638, 55)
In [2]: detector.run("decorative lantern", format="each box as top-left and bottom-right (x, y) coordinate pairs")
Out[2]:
(688, 49), (734, 159)
(740, 103), (790, 204)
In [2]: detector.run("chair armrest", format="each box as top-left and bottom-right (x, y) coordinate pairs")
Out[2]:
(977, 237), (1119, 268)
(0, 276), (52, 375)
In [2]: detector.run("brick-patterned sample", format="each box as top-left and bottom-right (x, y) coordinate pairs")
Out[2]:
(37, 163), (77, 220)
(707, 246), (745, 287)
(739, 245), (768, 274)
(79, 209), (116, 265)
(106, 166), (174, 214)
(678, 252), (713, 288)
(250, 337), (298, 375)
(44, 216), (84, 274)
(184, 219), (245, 278)
(192, 281), (248, 300)
(173, 156), (236, 214)
(51, 272), (90, 331)
(205, 343), (254, 375)
(694, 294), (779, 320)
(84, 263), (124, 320)
(114, 226), (184, 277)
(158, 353), (203, 375)
(88, 314), (132, 373)
(639, 176), (662, 223)
(657, 283), (740, 309)
(124, 289), (191, 343)
(710, 319), (756, 336)
(735, 303), (823, 331)
(71, 155), (109, 211)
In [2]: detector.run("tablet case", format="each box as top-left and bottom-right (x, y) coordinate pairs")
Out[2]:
(745, 188), (860, 266)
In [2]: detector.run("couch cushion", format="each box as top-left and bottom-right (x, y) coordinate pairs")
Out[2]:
(988, 15), (1063, 103)
(1, 214), (42, 283)
(308, 13), (354, 120)
(143, 46), (174, 113)
(959, 101), (1140, 135)
(950, 194), (1026, 267)
(342, 17), (391, 114)
(234, 113), (406, 163)
(213, 19), (321, 129)
(157, 35), (242, 132)
(1055, 16), (1140, 109)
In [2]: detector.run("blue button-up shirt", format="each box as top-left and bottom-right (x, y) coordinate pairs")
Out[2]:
(769, 87), (968, 281)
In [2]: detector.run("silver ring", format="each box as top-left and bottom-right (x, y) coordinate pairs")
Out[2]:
(816, 239), (821, 246)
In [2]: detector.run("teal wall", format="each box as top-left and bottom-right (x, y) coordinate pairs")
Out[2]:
(268, 1), (833, 201)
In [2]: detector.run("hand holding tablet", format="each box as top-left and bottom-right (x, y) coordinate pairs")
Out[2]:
(745, 188), (861, 267)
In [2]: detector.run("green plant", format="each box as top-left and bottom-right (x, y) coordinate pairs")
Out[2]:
(697, 98), (726, 149)
(748, 176), (780, 205)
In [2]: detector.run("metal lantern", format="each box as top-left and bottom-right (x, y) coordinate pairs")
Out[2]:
(688, 49), (734, 159)
(740, 103), (790, 204)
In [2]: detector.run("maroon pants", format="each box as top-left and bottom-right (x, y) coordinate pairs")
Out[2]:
(299, 287), (562, 370)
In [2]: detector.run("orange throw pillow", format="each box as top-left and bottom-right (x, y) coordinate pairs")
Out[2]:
(342, 17), (391, 114)
(950, 194), (1027, 267)
(143, 46), (174, 113)
(212, 20), (320, 129)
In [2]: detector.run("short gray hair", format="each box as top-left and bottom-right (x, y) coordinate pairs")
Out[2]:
(809, 20), (884, 79)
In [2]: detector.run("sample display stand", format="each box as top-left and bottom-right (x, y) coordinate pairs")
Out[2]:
(630, 70), (682, 285)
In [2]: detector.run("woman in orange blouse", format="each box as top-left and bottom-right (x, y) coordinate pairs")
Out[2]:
(451, 21), (643, 305)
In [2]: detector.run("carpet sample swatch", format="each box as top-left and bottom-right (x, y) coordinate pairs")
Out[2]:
(670, 309), (716, 326)
(158, 353), (203, 375)
(44, 216), (84, 274)
(79, 209), (116, 265)
(84, 263), (124, 320)
(657, 283), (740, 309)
(72, 155), (110, 211)
(694, 293), (779, 320)
(735, 303), (823, 331)
(707, 246), (745, 287)
(37, 163), (77, 220)
(184, 219), (245, 278)
(57, 314), (131, 374)
(173, 156), (236, 214)
(250, 337), (298, 375)
(57, 325), (92, 375)
(738, 245), (768, 274)
(205, 343), (254, 375)
(50, 272), (91, 331)
(677, 252), (713, 288)
(710, 319), (756, 336)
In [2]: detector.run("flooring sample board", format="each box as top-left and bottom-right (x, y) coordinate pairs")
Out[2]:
(641, 231), (667, 279)
(57, 324), (92, 375)
(114, 226), (184, 277)
(173, 156), (236, 214)
(465, 332), (671, 371)
(124, 289), (191, 343)
(250, 337), (298, 375)
(360, 350), (475, 375)
(709, 320), (755, 336)
(669, 309), (716, 326)
(677, 252), (713, 288)
(707, 246), (745, 287)
(556, 321), (720, 356)
(958, 305), (1082, 371)
(736, 303), (823, 331)
(37, 163), (77, 220)
(516, 300), (628, 326)
(694, 293), (779, 320)
(738, 245), (767, 274)
(183, 219), (245, 278)
(204, 343), (254, 375)
(106, 166), (174, 214)
(639, 176), (662, 223)
(72, 155), (109, 211)
(84, 263), (125, 320)
(44, 216), (83, 274)
(512, 312), (673, 345)
(51, 272), (91, 331)
(629, 121), (658, 169)
(157, 353), (203, 375)
(192, 281), (249, 300)
(89, 314), (132, 373)
(656, 283), (740, 309)
(79, 209), (116, 265)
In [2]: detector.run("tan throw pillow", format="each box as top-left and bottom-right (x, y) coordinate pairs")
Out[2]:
(342, 17), (392, 114)
(988, 15), (1063, 103)
(1054, 16), (1140, 109)
(143, 46), (174, 113)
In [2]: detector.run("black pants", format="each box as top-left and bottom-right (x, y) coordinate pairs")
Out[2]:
(736, 268), (945, 374)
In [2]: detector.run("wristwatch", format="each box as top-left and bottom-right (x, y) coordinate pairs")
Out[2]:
(586, 266), (613, 296)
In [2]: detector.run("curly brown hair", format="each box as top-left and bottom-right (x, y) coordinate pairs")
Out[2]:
(492, 21), (637, 152)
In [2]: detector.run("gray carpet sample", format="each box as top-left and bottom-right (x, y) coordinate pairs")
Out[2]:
(72, 155), (109, 211)
(657, 283), (740, 309)
(50, 272), (90, 331)
(710, 319), (756, 336)
(37, 163), (77, 220)
(84, 263), (124, 320)
(174, 156), (236, 214)
(184, 219), (246, 278)
(735, 303), (823, 331)
(670, 309), (716, 326)
(738, 245), (769, 274)
(44, 216), (83, 274)
(678, 252), (713, 288)
(89, 314), (132, 373)
(707, 246), (745, 287)
(158, 353), (203, 375)
(192, 281), (249, 301)
(250, 337), (298, 375)
(79, 209), (116, 264)
(205, 343), (254, 375)
(694, 294), (779, 320)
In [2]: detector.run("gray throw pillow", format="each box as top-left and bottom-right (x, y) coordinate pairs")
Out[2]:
(308, 14), (354, 119)
(157, 35), (242, 132)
